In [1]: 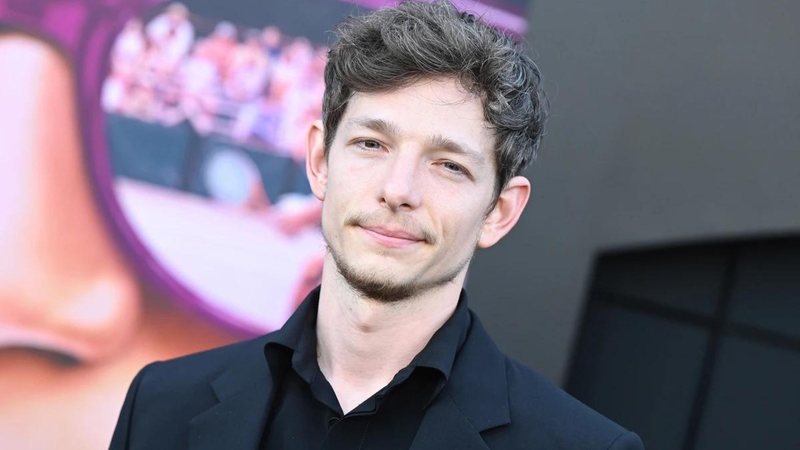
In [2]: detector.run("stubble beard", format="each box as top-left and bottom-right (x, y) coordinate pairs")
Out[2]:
(323, 231), (473, 303)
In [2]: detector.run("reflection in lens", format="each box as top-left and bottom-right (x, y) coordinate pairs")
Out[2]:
(102, 5), (331, 333)
(203, 147), (260, 204)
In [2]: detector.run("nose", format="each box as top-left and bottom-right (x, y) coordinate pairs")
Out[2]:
(379, 152), (423, 211)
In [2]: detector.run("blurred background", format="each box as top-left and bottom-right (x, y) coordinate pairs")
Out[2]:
(0, 0), (797, 449)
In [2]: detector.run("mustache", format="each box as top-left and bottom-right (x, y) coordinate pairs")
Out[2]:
(345, 211), (437, 245)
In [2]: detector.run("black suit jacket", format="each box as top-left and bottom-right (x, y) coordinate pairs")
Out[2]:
(110, 309), (644, 450)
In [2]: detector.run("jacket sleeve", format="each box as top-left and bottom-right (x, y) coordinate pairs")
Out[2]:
(607, 430), (645, 450)
(109, 363), (155, 450)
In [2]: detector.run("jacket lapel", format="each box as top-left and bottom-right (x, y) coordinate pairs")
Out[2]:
(409, 393), (490, 450)
(189, 341), (274, 450)
(187, 291), (317, 450)
(410, 311), (510, 450)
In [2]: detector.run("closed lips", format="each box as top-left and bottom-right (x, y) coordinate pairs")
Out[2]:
(361, 225), (424, 242)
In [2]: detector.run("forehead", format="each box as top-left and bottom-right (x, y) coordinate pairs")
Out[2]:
(340, 78), (495, 160)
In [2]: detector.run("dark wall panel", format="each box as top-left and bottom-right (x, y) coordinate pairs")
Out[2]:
(569, 306), (708, 450)
(569, 238), (800, 448)
(730, 241), (800, 339)
(696, 337), (800, 450)
(593, 246), (727, 316)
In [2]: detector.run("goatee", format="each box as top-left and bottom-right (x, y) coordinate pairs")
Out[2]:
(323, 219), (471, 303)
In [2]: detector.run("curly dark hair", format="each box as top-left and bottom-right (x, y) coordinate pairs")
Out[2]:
(322, 1), (548, 197)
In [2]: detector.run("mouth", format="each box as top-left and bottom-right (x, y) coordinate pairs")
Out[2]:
(358, 225), (427, 249)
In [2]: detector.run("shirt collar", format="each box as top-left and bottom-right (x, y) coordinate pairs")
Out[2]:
(264, 286), (320, 352)
(264, 287), (320, 384)
(264, 286), (472, 382)
(406, 289), (471, 381)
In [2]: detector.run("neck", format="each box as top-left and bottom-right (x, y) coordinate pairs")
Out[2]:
(315, 254), (465, 413)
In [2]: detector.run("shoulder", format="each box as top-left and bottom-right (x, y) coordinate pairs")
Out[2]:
(151, 334), (269, 372)
(455, 311), (643, 449)
(140, 334), (269, 387)
(125, 335), (271, 420)
(111, 335), (272, 449)
(478, 356), (644, 449)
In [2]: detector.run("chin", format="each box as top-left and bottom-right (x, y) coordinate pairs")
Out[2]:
(346, 268), (414, 301)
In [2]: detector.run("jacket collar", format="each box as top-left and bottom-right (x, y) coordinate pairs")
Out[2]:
(409, 310), (510, 450)
(445, 310), (510, 431)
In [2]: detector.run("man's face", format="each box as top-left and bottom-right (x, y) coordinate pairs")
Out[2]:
(313, 78), (499, 301)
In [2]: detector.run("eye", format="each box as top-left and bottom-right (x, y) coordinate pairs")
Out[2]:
(441, 160), (468, 176)
(356, 139), (384, 151)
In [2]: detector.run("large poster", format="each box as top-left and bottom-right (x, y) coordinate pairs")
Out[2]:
(0, 0), (528, 447)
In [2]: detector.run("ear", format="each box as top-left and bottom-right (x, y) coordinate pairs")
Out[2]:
(478, 176), (531, 248)
(305, 119), (327, 201)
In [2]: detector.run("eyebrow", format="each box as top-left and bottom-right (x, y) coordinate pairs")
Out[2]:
(348, 118), (401, 137)
(346, 117), (487, 166)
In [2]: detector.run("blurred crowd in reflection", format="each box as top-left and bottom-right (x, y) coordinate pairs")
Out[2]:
(102, 3), (326, 159)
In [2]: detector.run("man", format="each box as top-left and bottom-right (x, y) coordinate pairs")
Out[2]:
(110, 2), (645, 449)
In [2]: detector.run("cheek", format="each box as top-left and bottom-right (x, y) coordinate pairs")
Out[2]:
(319, 173), (358, 239)
(323, 173), (357, 214)
(325, 156), (380, 206)
(438, 204), (486, 246)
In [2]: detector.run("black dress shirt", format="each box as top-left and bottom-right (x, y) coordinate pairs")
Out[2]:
(259, 289), (471, 450)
